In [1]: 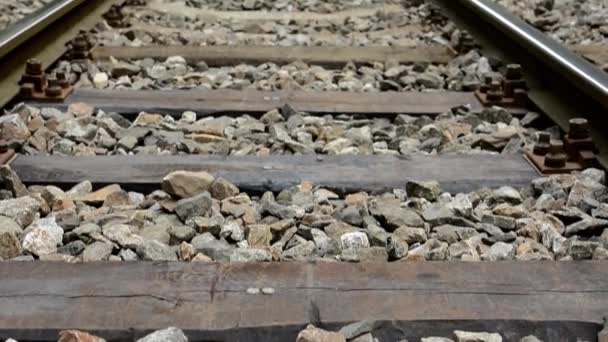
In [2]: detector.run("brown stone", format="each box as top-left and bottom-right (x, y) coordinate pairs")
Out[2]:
(75, 184), (123, 205)
(68, 102), (95, 117)
(190, 133), (225, 143)
(0, 165), (28, 197)
(53, 198), (76, 211)
(210, 177), (240, 200)
(345, 192), (369, 206)
(58, 330), (106, 342)
(133, 112), (163, 126)
(103, 190), (131, 207)
(162, 170), (215, 198)
(296, 325), (346, 342)
(178, 242), (196, 261)
(256, 147), (270, 156)
(0, 232), (22, 260)
(247, 224), (273, 248)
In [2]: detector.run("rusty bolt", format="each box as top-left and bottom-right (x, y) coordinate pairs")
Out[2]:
(505, 64), (523, 80)
(533, 132), (551, 155)
(486, 81), (504, 101)
(544, 140), (568, 168)
(45, 77), (62, 97)
(25, 59), (43, 75)
(568, 118), (590, 140)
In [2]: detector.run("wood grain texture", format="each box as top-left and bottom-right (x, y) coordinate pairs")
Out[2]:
(0, 261), (605, 341)
(91, 45), (456, 65)
(11, 154), (537, 194)
(37, 88), (483, 117)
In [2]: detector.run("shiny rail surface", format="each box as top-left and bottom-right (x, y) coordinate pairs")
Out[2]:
(0, 0), (86, 60)
(432, 0), (608, 167)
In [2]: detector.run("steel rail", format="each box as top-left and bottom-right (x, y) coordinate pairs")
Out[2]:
(431, 0), (608, 166)
(0, 0), (86, 60)
(433, 0), (608, 108)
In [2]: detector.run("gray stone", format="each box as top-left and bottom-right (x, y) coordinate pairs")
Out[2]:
(139, 224), (171, 245)
(567, 239), (601, 260)
(136, 327), (187, 342)
(421, 338), (455, 342)
(406, 180), (441, 201)
(386, 235), (408, 260)
(57, 240), (86, 256)
(136, 240), (177, 261)
(481, 214), (516, 230)
(175, 192), (213, 222)
(393, 226), (427, 244)
(369, 196), (424, 229)
(340, 231), (370, 250)
(0, 196), (41, 228)
(0, 215), (23, 236)
(433, 225), (478, 244)
(489, 186), (522, 204)
(282, 240), (316, 260)
(481, 242), (515, 261)
(565, 218), (608, 236)
(191, 233), (232, 261)
(102, 224), (143, 249)
(338, 320), (380, 339)
(220, 220), (245, 242)
(229, 248), (272, 262)
(21, 217), (64, 256)
(82, 241), (113, 261)
(168, 225), (196, 243)
(66, 181), (93, 197)
(519, 336), (543, 342)
(454, 330), (502, 342)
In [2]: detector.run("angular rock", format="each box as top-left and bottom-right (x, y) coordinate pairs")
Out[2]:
(209, 177), (239, 200)
(0, 165), (28, 197)
(454, 330), (502, 342)
(21, 217), (64, 256)
(370, 196), (424, 230)
(162, 171), (215, 198)
(394, 226), (427, 244)
(136, 327), (187, 342)
(481, 242), (515, 261)
(0, 232), (22, 259)
(58, 329), (106, 342)
(340, 231), (370, 250)
(82, 241), (113, 261)
(406, 180), (441, 201)
(297, 325), (346, 342)
(0, 215), (23, 236)
(136, 240), (177, 261)
(175, 192), (213, 222)
(102, 224), (143, 249)
(0, 196), (41, 228)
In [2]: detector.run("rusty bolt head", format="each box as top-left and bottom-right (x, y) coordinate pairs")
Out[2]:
(25, 59), (43, 75)
(533, 132), (551, 155)
(505, 64), (523, 80)
(544, 139), (567, 168)
(45, 77), (62, 97)
(568, 118), (590, 140)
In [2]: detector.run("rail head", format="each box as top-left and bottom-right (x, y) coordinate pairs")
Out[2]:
(0, 0), (88, 60)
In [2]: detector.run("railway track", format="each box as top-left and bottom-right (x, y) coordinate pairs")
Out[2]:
(0, 0), (607, 341)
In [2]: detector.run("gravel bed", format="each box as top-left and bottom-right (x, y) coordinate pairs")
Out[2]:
(56, 49), (495, 92)
(92, 1), (457, 48)
(1, 102), (542, 157)
(181, 0), (402, 12)
(495, 0), (608, 45)
(0, 149), (606, 263)
(1, 325), (568, 342)
(0, 0), (51, 31)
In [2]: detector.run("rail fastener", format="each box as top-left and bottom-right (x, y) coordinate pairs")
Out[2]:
(65, 31), (92, 60)
(103, 4), (128, 28)
(525, 118), (599, 175)
(18, 59), (73, 102)
(476, 64), (530, 109)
